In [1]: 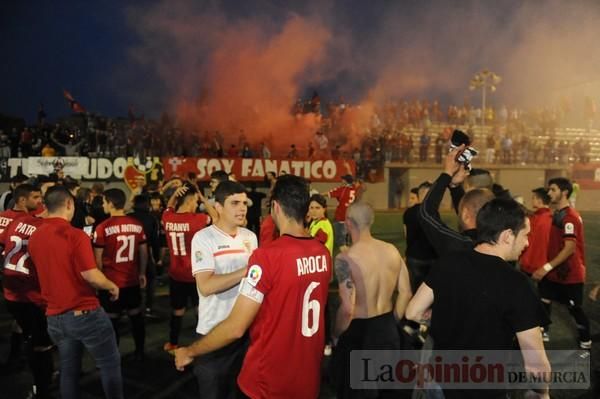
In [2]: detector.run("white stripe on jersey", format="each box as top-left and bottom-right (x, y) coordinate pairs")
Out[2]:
(190, 225), (257, 334)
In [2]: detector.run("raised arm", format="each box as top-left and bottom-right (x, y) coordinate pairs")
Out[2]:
(418, 172), (472, 255)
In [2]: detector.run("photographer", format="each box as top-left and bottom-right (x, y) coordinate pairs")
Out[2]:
(419, 142), (493, 256)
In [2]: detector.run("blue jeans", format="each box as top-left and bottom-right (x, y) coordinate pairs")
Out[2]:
(47, 307), (123, 399)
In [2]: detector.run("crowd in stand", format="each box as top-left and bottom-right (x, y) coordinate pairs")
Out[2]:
(0, 96), (597, 183)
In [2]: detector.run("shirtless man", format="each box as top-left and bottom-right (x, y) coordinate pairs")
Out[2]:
(332, 201), (412, 399)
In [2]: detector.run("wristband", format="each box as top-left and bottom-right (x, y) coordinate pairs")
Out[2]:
(542, 263), (552, 272)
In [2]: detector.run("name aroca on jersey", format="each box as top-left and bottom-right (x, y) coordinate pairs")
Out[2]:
(296, 255), (328, 276)
(245, 254), (328, 288)
(241, 252), (330, 345)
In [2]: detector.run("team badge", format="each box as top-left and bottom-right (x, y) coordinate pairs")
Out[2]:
(565, 222), (574, 235)
(247, 265), (262, 287)
(243, 240), (252, 252)
(195, 251), (203, 263)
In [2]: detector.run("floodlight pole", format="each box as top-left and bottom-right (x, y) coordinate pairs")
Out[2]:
(469, 69), (501, 127)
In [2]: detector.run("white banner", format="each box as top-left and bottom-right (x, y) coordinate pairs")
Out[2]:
(6, 157), (158, 181)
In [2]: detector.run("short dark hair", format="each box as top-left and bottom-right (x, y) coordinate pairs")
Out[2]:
(175, 183), (198, 210)
(103, 188), (127, 210)
(13, 184), (40, 202)
(214, 180), (246, 205)
(410, 187), (419, 195)
(532, 187), (550, 205)
(492, 183), (511, 199)
(44, 186), (74, 213)
(476, 198), (527, 245)
(149, 191), (164, 202)
(63, 179), (80, 193)
(309, 193), (327, 209)
(10, 174), (29, 184)
(210, 170), (229, 183)
(133, 193), (150, 212)
(548, 177), (573, 198)
(459, 188), (495, 216)
(36, 175), (56, 185)
(271, 174), (310, 223)
(466, 168), (493, 190)
(76, 187), (92, 202)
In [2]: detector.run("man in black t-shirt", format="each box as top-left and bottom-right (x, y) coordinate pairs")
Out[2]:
(403, 181), (437, 294)
(129, 194), (161, 317)
(246, 183), (266, 236)
(407, 198), (550, 399)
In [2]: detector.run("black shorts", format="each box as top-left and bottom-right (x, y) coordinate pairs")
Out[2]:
(99, 285), (142, 314)
(332, 312), (401, 398)
(538, 280), (584, 306)
(193, 335), (249, 399)
(5, 300), (53, 347)
(170, 278), (199, 310)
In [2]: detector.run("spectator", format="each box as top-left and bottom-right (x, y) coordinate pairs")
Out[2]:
(287, 144), (299, 159)
(434, 133), (445, 164)
(29, 186), (124, 399)
(241, 143), (253, 158)
(246, 183), (266, 236)
(419, 129), (430, 162)
(0, 130), (11, 158)
(313, 130), (329, 157)
(485, 132), (496, 164)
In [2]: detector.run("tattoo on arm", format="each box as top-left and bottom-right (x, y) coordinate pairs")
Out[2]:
(335, 256), (353, 288)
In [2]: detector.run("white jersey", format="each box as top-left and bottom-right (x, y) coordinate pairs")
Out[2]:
(191, 224), (257, 334)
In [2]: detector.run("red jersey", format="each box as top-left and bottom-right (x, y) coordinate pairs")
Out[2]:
(93, 215), (147, 288)
(161, 208), (210, 282)
(28, 218), (100, 316)
(1, 215), (44, 306)
(519, 208), (552, 274)
(328, 184), (358, 221)
(31, 203), (46, 217)
(259, 214), (279, 247)
(546, 206), (585, 284)
(237, 235), (332, 399)
(0, 209), (29, 240)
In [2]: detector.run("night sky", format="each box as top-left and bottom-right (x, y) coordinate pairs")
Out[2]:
(2, 0), (599, 124)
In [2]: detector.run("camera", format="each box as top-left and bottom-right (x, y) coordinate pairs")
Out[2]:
(449, 129), (477, 169)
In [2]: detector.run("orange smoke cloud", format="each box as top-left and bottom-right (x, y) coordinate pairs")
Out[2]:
(175, 14), (330, 155)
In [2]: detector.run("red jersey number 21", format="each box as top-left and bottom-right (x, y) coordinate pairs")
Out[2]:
(116, 235), (135, 263)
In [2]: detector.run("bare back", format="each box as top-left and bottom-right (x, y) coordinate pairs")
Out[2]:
(343, 237), (405, 318)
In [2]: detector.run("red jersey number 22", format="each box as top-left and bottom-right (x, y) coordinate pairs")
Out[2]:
(4, 237), (31, 275)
